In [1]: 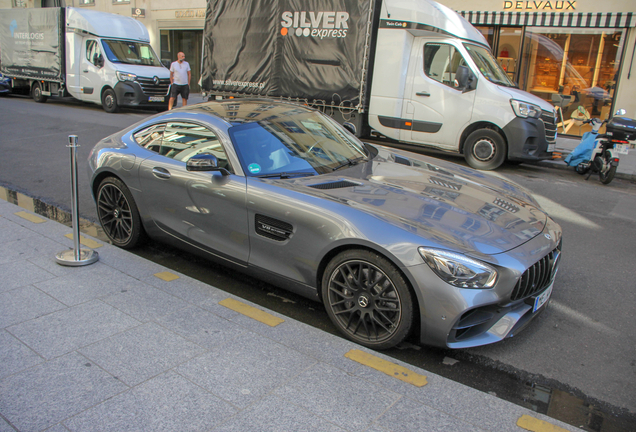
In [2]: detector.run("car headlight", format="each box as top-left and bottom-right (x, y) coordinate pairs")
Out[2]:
(510, 100), (541, 119)
(418, 247), (498, 289)
(116, 71), (137, 82)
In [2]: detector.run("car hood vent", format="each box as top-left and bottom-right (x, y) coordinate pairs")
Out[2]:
(308, 180), (361, 190)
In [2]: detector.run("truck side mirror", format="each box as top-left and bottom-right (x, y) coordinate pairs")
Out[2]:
(93, 53), (104, 68)
(454, 65), (476, 93)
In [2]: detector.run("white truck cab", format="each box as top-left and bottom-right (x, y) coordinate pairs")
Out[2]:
(368, 0), (557, 169)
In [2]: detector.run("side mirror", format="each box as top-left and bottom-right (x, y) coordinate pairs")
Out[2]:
(93, 53), (104, 68)
(454, 65), (476, 92)
(186, 154), (230, 175)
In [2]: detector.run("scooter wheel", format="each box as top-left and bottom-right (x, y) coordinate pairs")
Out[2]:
(575, 163), (590, 175)
(599, 151), (617, 185)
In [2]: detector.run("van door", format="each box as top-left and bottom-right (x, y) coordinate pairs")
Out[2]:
(78, 39), (104, 103)
(403, 39), (476, 149)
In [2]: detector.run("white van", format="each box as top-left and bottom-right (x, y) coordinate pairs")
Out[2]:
(199, 0), (558, 170)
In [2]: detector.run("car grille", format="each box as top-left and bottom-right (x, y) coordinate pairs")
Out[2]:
(541, 110), (557, 144)
(510, 241), (562, 301)
(136, 76), (170, 96)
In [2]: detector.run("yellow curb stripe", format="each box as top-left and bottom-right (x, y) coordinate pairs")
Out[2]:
(15, 211), (46, 224)
(219, 298), (284, 327)
(64, 233), (103, 249)
(517, 415), (569, 432)
(154, 271), (180, 282)
(345, 349), (427, 387)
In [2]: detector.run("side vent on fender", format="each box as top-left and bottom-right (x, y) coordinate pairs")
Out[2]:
(255, 214), (293, 241)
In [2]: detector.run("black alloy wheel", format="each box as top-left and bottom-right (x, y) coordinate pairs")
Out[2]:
(463, 128), (506, 170)
(599, 150), (617, 184)
(96, 177), (145, 248)
(322, 250), (413, 349)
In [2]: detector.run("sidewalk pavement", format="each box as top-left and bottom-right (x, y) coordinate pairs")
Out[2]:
(0, 197), (583, 431)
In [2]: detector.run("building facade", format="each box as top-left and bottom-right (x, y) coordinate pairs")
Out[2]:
(3, 0), (635, 137)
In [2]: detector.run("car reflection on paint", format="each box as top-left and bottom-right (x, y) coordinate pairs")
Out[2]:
(88, 98), (562, 350)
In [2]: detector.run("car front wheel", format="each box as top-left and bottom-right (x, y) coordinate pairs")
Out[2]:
(463, 129), (506, 170)
(96, 177), (145, 248)
(322, 249), (414, 350)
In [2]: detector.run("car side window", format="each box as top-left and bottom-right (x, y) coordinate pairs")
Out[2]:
(86, 40), (101, 66)
(423, 43), (468, 88)
(161, 122), (231, 170)
(134, 123), (165, 153)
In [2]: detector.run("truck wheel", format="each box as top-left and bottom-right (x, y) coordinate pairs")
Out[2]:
(463, 129), (506, 170)
(102, 89), (119, 113)
(32, 82), (48, 103)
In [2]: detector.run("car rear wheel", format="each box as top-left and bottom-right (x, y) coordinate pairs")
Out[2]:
(463, 129), (506, 170)
(32, 82), (48, 103)
(96, 177), (145, 248)
(322, 249), (413, 349)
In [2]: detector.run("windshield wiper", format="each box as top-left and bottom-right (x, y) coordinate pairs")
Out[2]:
(257, 171), (316, 179)
(332, 156), (366, 171)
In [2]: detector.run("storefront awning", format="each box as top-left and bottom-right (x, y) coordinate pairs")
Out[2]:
(458, 11), (635, 28)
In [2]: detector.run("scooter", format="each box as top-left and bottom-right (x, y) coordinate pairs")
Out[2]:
(564, 108), (635, 185)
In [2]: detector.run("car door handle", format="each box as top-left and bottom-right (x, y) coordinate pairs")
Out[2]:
(152, 167), (171, 179)
(416, 91), (431, 97)
(82, 70), (89, 73)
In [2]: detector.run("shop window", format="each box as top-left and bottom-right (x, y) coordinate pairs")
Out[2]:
(518, 28), (625, 136)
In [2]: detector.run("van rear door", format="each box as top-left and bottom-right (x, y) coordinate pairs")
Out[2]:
(403, 38), (476, 149)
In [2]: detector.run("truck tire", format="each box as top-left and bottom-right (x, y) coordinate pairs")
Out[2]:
(463, 129), (506, 170)
(31, 82), (48, 103)
(102, 88), (119, 113)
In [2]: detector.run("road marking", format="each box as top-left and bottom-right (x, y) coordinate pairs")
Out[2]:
(345, 349), (428, 387)
(517, 414), (569, 431)
(532, 194), (601, 230)
(219, 298), (285, 327)
(154, 271), (180, 282)
(64, 233), (103, 249)
(15, 211), (46, 224)
(550, 300), (619, 336)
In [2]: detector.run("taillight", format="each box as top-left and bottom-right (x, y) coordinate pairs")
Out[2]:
(611, 139), (629, 144)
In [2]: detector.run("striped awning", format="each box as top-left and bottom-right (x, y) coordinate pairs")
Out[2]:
(458, 11), (636, 28)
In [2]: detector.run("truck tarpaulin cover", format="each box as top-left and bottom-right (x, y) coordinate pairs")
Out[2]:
(0, 7), (64, 81)
(201, 0), (372, 107)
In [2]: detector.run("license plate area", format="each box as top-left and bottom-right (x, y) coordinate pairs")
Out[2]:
(149, 96), (164, 102)
(533, 283), (553, 312)
(614, 144), (629, 155)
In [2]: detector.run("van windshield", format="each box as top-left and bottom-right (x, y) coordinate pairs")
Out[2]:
(464, 44), (516, 87)
(101, 40), (162, 67)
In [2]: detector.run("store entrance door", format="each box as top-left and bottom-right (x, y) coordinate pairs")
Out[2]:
(160, 30), (203, 93)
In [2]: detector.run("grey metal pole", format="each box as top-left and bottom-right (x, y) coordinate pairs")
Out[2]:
(55, 135), (99, 266)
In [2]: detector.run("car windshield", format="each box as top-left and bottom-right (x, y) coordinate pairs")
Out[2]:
(101, 40), (162, 67)
(229, 111), (368, 178)
(463, 43), (516, 87)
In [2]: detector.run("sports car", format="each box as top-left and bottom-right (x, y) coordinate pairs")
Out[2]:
(88, 99), (562, 350)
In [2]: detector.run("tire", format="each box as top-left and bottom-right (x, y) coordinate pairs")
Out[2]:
(321, 249), (414, 350)
(599, 151), (617, 185)
(96, 177), (145, 248)
(101, 88), (119, 113)
(31, 82), (48, 103)
(463, 129), (506, 170)
(575, 163), (590, 175)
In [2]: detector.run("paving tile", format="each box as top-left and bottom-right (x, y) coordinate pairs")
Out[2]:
(0, 351), (127, 432)
(96, 247), (168, 280)
(374, 396), (482, 432)
(0, 416), (16, 432)
(0, 286), (66, 328)
(275, 362), (401, 432)
(177, 332), (317, 408)
(0, 260), (55, 293)
(7, 300), (140, 360)
(153, 305), (246, 350)
(0, 330), (43, 380)
(210, 394), (346, 432)
(143, 273), (232, 310)
(0, 233), (63, 264)
(34, 263), (150, 306)
(0, 216), (38, 243)
(64, 371), (237, 432)
(102, 284), (190, 323)
(79, 322), (205, 387)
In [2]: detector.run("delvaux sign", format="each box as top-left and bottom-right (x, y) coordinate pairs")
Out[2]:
(503, 1), (576, 10)
(175, 10), (206, 18)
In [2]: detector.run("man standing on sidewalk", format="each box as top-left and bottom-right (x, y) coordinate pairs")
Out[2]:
(168, 52), (191, 110)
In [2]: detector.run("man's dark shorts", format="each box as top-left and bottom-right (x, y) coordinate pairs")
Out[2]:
(171, 84), (189, 100)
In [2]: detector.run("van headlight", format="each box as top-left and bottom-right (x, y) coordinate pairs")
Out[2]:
(418, 247), (498, 289)
(510, 100), (542, 119)
(116, 71), (137, 82)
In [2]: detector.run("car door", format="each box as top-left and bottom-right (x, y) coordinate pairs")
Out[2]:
(137, 121), (250, 264)
(403, 39), (476, 149)
(79, 39), (104, 103)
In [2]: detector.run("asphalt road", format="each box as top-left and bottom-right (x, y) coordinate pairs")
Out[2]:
(1, 94), (635, 429)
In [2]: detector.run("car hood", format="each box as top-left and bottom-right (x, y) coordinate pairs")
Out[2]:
(287, 146), (548, 256)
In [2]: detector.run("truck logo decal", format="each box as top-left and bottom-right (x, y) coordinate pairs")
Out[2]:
(280, 11), (349, 39)
(10, 20), (17, 37)
(8, 19), (45, 41)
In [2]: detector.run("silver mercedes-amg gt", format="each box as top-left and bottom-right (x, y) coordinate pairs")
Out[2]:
(88, 99), (562, 350)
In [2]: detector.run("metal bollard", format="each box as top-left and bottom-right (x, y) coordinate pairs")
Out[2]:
(55, 135), (99, 266)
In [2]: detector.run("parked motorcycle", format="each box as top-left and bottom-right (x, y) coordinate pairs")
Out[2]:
(564, 108), (635, 185)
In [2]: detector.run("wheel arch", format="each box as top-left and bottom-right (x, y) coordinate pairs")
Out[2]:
(459, 121), (508, 156)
